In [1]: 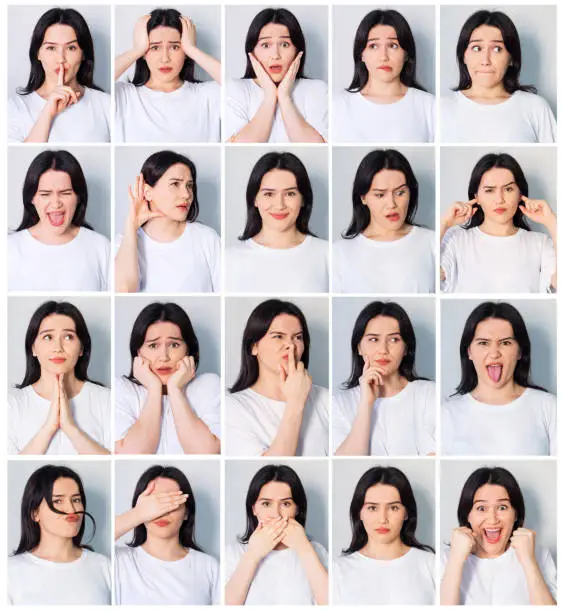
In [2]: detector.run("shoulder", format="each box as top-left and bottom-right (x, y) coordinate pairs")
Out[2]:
(188, 221), (220, 241)
(443, 393), (466, 410)
(190, 548), (219, 570)
(115, 80), (137, 97)
(79, 228), (111, 248)
(304, 235), (328, 252)
(408, 87), (435, 103)
(442, 225), (473, 246)
(82, 381), (110, 400)
(310, 540), (328, 562)
(115, 545), (135, 562)
(83, 549), (111, 569)
(309, 384), (329, 407)
(7, 231), (26, 246)
(333, 236), (358, 255)
(409, 546), (435, 565)
(8, 553), (31, 570)
(227, 240), (252, 257)
(410, 379), (436, 395)
(524, 387), (556, 407)
(297, 78), (328, 95)
(520, 229), (551, 246)
(441, 91), (462, 107)
(189, 372), (221, 394)
(114, 376), (140, 398)
(226, 541), (246, 561)
(412, 225), (435, 242)
(8, 93), (31, 111)
(333, 89), (355, 104)
(8, 386), (32, 406)
(333, 386), (358, 408)
(225, 389), (252, 409)
(513, 90), (551, 110)
(185, 79), (220, 96)
(227, 78), (253, 98)
(85, 87), (110, 102)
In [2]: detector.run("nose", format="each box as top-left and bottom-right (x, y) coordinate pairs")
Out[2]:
(161, 46), (171, 62)
(481, 48), (492, 65)
(158, 344), (171, 361)
(488, 343), (502, 359)
(378, 44), (389, 61)
(271, 45), (282, 60)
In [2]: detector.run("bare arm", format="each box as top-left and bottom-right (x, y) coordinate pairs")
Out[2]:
(188, 47), (221, 85)
(522, 560), (556, 605)
(65, 426), (110, 455)
(228, 93), (277, 143)
(115, 222), (140, 293)
(225, 551), (261, 605)
(297, 543), (328, 605)
(440, 555), (465, 605)
(115, 49), (143, 81)
(115, 16), (149, 81)
(262, 400), (305, 456)
(335, 401), (372, 456)
(19, 425), (57, 455)
(115, 508), (141, 540)
(115, 388), (162, 454)
(278, 95), (325, 143)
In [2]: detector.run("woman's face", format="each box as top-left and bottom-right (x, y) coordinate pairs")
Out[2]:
(467, 484), (517, 558)
(254, 169), (303, 234)
(145, 477), (187, 539)
(467, 317), (521, 388)
(361, 25), (407, 83)
(37, 24), (83, 85)
(32, 314), (83, 377)
(362, 169), (410, 231)
(360, 484), (406, 545)
(32, 170), (78, 236)
(463, 25), (511, 90)
(357, 315), (406, 377)
(33, 477), (84, 539)
(253, 22), (298, 83)
(138, 321), (188, 384)
(252, 481), (298, 525)
(475, 167), (521, 224)
(144, 163), (194, 223)
(252, 314), (305, 376)
(145, 26), (185, 82)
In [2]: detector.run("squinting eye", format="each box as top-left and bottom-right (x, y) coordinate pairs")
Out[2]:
(374, 193), (384, 199)
(395, 190), (407, 197)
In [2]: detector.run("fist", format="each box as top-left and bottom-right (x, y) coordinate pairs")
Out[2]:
(450, 526), (476, 560)
(510, 527), (536, 566)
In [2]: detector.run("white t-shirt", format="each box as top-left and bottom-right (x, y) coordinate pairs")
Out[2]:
(332, 226), (435, 294)
(115, 373), (221, 454)
(440, 90), (556, 143)
(8, 549), (111, 605)
(225, 540), (328, 605)
(225, 235), (328, 293)
(8, 87), (110, 143)
(440, 545), (557, 605)
(8, 381), (111, 455)
(442, 388), (556, 456)
(115, 80), (220, 143)
(115, 545), (219, 605)
(116, 222), (221, 293)
(333, 547), (436, 605)
(225, 78), (328, 142)
(225, 385), (329, 456)
(441, 226), (556, 293)
(332, 87), (435, 143)
(332, 380), (436, 456)
(8, 227), (110, 292)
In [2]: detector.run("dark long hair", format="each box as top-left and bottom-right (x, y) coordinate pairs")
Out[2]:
(240, 152), (315, 240)
(127, 465), (203, 551)
(16, 301), (101, 389)
(229, 300), (310, 393)
(13, 465), (96, 555)
(343, 150), (420, 239)
(131, 9), (199, 86)
(140, 150), (199, 223)
(453, 10), (536, 94)
(463, 153), (530, 231)
(16, 150), (93, 232)
(242, 8), (306, 79)
(347, 10), (427, 93)
(343, 301), (426, 389)
(453, 301), (546, 396)
(239, 465), (308, 543)
(18, 8), (103, 95)
(126, 302), (200, 384)
(343, 466), (434, 554)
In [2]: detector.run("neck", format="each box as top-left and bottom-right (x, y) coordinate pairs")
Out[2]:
(144, 217), (186, 242)
(471, 380), (524, 405)
(34, 370), (82, 399)
(30, 223), (80, 245)
(377, 372), (408, 398)
(253, 226), (305, 249)
(361, 537), (408, 560)
(361, 75), (406, 98)
(32, 534), (80, 562)
(142, 537), (188, 561)
(464, 82), (509, 100)
(479, 218), (517, 237)
(144, 77), (183, 93)
(251, 370), (286, 401)
(363, 221), (411, 242)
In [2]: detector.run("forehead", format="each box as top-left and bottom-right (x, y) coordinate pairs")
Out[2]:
(469, 24), (505, 43)
(479, 167), (516, 188)
(472, 483), (510, 503)
(38, 313), (76, 332)
(259, 169), (297, 190)
(144, 320), (183, 340)
(257, 480), (292, 500)
(266, 313), (303, 334)
(364, 315), (401, 335)
(367, 24), (398, 40)
(52, 477), (80, 496)
(258, 22), (291, 40)
(158, 163), (193, 183)
(37, 170), (73, 190)
(370, 169), (407, 190)
(42, 23), (78, 44)
(364, 483), (401, 503)
(152, 477), (180, 493)
(473, 317), (514, 339)
(148, 25), (181, 42)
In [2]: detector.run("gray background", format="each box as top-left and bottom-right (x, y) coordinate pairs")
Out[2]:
(114, 146), (221, 236)
(114, 295), (221, 379)
(8, 6), (111, 97)
(225, 5), (328, 81)
(332, 5), (436, 94)
(441, 298), (556, 399)
(440, 459), (557, 561)
(332, 146), (436, 240)
(333, 296), (436, 390)
(440, 147), (557, 237)
(8, 459), (111, 556)
(332, 457), (436, 558)
(8, 145), (111, 238)
(115, 5), (221, 83)
(225, 146), (328, 247)
(115, 458), (220, 558)
(8, 296), (111, 389)
(225, 296), (329, 389)
(440, 5), (557, 116)
(225, 459), (329, 550)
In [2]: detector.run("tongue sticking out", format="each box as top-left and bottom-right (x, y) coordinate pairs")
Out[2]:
(487, 365), (502, 383)
(49, 212), (65, 227)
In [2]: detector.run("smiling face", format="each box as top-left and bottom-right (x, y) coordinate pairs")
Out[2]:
(468, 318), (521, 389)
(360, 484), (406, 545)
(145, 477), (187, 540)
(37, 24), (83, 85)
(253, 22), (298, 83)
(144, 163), (193, 222)
(361, 25), (407, 83)
(362, 169), (410, 231)
(254, 169), (303, 234)
(252, 481), (298, 525)
(252, 314), (305, 376)
(475, 167), (521, 225)
(138, 321), (188, 384)
(32, 170), (78, 236)
(357, 315), (406, 377)
(32, 314), (83, 377)
(33, 477), (84, 540)
(468, 484), (517, 558)
(463, 25), (511, 90)
(144, 26), (185, 83)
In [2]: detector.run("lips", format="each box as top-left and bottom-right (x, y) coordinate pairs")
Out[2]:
(154, 520), (171, 527)
(486, 364), (503, 383)
(156, 367), (173, 374)
(376, 527), (390, 534)
(483, 528), (501, 544)
(385, 213), (400, 222)
(268, 65), (283, 74)
(47, 212), (65, 227)
(494, 207), (507, 214)
(159, 67), (173, 73)
(375, 359), (391, 366)
(270, 212), (290, 220)
(49, 357), (66, 364)
(65, 515), (79, 523)
(378, 66), (392, 72)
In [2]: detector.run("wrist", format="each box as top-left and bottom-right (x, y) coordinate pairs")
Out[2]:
(277, 91), (292, 106)
(167, 384), (185, 398)
(244, 549), (264, 565)
(284, 397), (307, 413)
(147, 383), (163, 397)
(294, 538), (313, 557)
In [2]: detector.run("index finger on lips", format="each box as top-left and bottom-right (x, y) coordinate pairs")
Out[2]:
(58, 62), (64, 86)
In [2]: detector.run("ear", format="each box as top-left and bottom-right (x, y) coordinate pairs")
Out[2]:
(467, 345), (474, 361)
(144, 185), (152, 202)
(32, 509), (39, 523)
(361, 196), (367, 206)
(251, 343), (258, 357)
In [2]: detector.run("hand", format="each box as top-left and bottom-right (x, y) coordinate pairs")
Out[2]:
(279, 349), (312, 406)
(359, 355), (384, 406)
(44, 376), (61, 435)
(133, 479), (189, 524)
(248, 52), (277, 100)
(132, 15), (151, 59)
(57, 373), (76, 433)
(510, 527), (537, 568)
(277, 51), (303, 101)
(167, 356), (196, 391)
(133, 356), (162, 392)
(280, 517), (309, 553)
(127, 174), (164, 230)
(450, 526), (476, 561)
(180, 15), (197, 57)
(247, 517), (287, 562)
(441, 199), (478, 230)
(519, 195), (556, 228)
(45, 63), (82, 118)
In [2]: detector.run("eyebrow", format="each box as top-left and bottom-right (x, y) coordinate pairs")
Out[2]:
(364, 332), (401, 337)
(260, 186), (298, 192)
(42, 39), (78, 46)
(372, 184), (407, 192)
(52, 493), (81, 498)
(145, 336), (184, 342)
(168, 177), (193, 182)
(38, 188), (73, 192)
(258, 497), (294, 502)
(268, 330), (303, 335)
(363, 500), (402, 505)
(149, 40), (181, 45)
(474, 336), (515, 342)
(39, 328), (76, 334)
(257, 35), (292, 41)
(483, 181), (516, 189)
(367, 37), (398, 42)
(469, 38), (505, 44)
(473, 498), (511, 504)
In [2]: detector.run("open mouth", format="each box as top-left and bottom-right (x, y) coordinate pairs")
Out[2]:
(268, 65), (283, 74)
(483, 528), (502, 544)
(47, 212), (65, 227)
(486, 364), (503, 383)
(385, 212), (401, 222)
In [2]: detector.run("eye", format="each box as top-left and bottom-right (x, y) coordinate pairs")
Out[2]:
(286, 191), (297, 197)
(148, 343), (158, 350)
(170, 181), (180, 187)
(476, 505), (487, 512)
(471, 44), (482, 52)
(493, 45), (504, 53)
(366, 505), (376, 512)
(149, 45), (160, 51)
(368, 337), (378, 343)
(499, 504), (509, 511)
(271, 333), (283, 339)
(42, 334), (52, 341)
(45, 45), (56, 52)
(390, 337), (400, 343)
(170, 342), (181, 349)
(484, 188), (493, 193)
(171, 44), (181, 51)
(260, 42), (270, 49)
(390, 505), (401, 512)
(261, 501), (270, 507)
(501, 340), (513, 346)
(283, 501), (292, 507)
(68, 45), (78, 52)
(476, 340), (488, 346)
(390, 43), (399, 50)
(505, 186), (514, 192)
(374, 193), (385, 199)
(368, 43), (378, 50)
(282, 42), (290, 48)
(395, 189), (407, 197)
(53, 499), (63, 504)
(72, 497), (82, 504)
(295, 334), (304, 342)
(64, 333), (75, 341)
(263, 192), (273, 198)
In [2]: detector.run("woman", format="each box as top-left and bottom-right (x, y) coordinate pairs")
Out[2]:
(333, 149), (435, 293)
(333, 301), (435, 456)
(441, 466), (556, 604)
(334, 466), (435, 604)
(226, 8), (327, 143)
(115, 9), (221, 142)
(226, 152), (328, 293)
(225, 464), (328, 604)
(8, 464), (110, 604)
(9, 8), (110, 143)
(441, 153), (557, 293)
(333, 10), (434, 143)
(442, 302), (556, 456)
(115, 302), (221, 455)
(226, 299), (328, 456)
(115, 465), (219, 605)
(8, 301), (110, 455)
(441, 10), (556, 143)
(115, 150), (221, 293)
(8, 150), (110, 291)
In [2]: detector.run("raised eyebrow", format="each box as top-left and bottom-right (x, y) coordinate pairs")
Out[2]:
(43, 39), (79, 46)
(39, 328), (76, 334)
(365, 332), (401, 337)
(373, 184), (407, 192)
(367, 37), (398, 42)
(257, 35), (292, 41)
(469, 38), (505, 44)
(473, 498), (511, 505)
(260, 186), (298, 192)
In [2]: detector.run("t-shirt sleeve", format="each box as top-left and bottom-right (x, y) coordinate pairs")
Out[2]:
(210, 556), (221, 605)
(7, 394), (20, 454)
(545, 394), (557, 456)
(536, 97), (557, 143)
(539, 234), (556, 293)
(303, 80), (328, 141)
(209, 229), (221, 292)
(537, 547), (557, 600)
(331, 393), (352, 454)
(192, 374), (222, 440)
(224, 543), (243, 584)
(8, 97), (26, 143)
(225, 80), (250, 140)
(417, 383), (436, 455)
(440, 227), (460, 292)
(100, 387), (112, 451)
(101, 236), (111, 291)
(114, 378), (140, 442)
(225, 395), (266, 456)
(312, 541), (329, 569)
